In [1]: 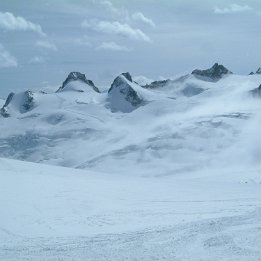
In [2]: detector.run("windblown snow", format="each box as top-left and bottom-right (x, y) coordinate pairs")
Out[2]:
(1, 65), (261, 260)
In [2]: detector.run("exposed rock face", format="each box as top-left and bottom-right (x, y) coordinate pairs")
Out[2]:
(108, 72), (143, 112)
(121, 72), (132, 82)
(143, 75), (190, 89)
(22, 90), (35, 112)
(250, 84), (261, 97)
(192, 63), (232, 81)
(57, 72), (100, 93)
(143, 79), (171, 89)
(0, 93), (15, 117)
(0, 90), (36, 117)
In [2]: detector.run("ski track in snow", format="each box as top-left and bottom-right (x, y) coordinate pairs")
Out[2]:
(1, 208), (261, 260)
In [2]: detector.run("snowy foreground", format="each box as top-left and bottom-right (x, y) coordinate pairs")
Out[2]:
(1, 158), (261, 260)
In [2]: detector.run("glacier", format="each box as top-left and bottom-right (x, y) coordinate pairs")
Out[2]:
(1, 64), (261, 260)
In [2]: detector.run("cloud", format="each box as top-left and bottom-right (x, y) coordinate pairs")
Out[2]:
(214, 4), (252, 14)
(97, 41), (130, 51)
(100, 0), (119, 15)
(100, 1), (129, 19)
(0, 11), (45, 36)
(132, 12), (155, 27)
(36, 40), (57, 51)
(28, 56), (45, 64)
(82, 19), (151, 42)
(0, 44), (17, 68)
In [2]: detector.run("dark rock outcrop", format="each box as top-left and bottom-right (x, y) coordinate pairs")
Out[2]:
(0, 92), (15, 117)
(143, 79), (171, 89)
(22, 90), (35, 112)
(143, 75), (189, 89)
(108, 72), (143, 112)
(0, 90), (36, 117)
(192, 63), (232, 82)
(57, 72), (100, 93)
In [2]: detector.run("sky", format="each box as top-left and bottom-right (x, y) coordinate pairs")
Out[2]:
(0, 0), (261, 98)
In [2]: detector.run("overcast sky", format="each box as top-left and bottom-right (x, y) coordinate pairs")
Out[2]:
(0, 0), (261, 97)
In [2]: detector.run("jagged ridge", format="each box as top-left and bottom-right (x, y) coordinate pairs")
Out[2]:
(57, 72), (100, 93)
(192, 63), (232, 81)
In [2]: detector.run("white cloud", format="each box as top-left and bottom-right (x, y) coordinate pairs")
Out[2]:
(100, 1), (129, 19)
(100, 1), (119, 15)
(0, 44), (17, 68)
(132, 12), (155, 27)
(0, 12), (45, 36)
(82, 19), (151, 42)
(36, 41), (57, 51)
(214, 4), (252, 14)
(28, 56), (45, 64)
(97, 42), (130, 51)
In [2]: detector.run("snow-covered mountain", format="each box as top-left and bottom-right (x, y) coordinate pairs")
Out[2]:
(1, 63), (261, 260)
(191, 63), (232, 81)
(57, 71), (100, 93)
(1, 64), (261, 175)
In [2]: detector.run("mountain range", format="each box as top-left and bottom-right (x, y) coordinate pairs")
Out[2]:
(0, 63), (261, 175)
(1, 63), (261, 260)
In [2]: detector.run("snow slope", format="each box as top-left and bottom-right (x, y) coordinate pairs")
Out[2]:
(0, 72), (261, 176)
(1, 157), (261, 260)
(1, 66), (261, 260)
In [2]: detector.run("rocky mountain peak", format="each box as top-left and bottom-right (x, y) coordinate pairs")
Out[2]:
(122, 72), (132, 82)
(143, 79), (171, 89)
(108, 73), (133, 91)
(192, 63), (232, 81)
(57, 72), (100, 93)
(108, 72), (143, 112)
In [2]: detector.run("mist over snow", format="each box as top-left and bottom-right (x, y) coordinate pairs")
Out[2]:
(1, 1), (261, 260)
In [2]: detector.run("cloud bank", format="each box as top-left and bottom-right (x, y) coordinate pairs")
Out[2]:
(132, 12), (155, 27)
(82, 19), (151, 42)
(214, 4), (252, 14)
(0, 12), (45, 36)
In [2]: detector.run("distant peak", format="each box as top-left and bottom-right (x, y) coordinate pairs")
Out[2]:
(121, 72), (132, 82)
(58, 71), (100, 93)
(108, 72), (142, 112)
(192, 63), (232, 81)
(108, 72), (134, 92)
